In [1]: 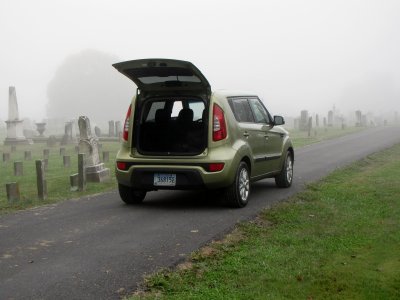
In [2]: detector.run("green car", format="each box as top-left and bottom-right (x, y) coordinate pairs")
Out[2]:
(113, 59), (294, 208)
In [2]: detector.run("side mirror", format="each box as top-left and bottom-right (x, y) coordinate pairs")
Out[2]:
(273, 115), (285, 126)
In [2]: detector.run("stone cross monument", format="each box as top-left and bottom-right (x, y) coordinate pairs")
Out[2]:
(78, 116), (110, 182)
(4, 87), (32, 145)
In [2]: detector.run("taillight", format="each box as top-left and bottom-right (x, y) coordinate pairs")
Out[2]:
(123, 104), (132, 141)
(213, 103), (227, 141)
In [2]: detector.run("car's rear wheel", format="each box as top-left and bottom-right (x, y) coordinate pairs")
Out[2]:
(118, 184), (146, 204)
(275, 151), (293, 188)
(225, 161), (250, 208)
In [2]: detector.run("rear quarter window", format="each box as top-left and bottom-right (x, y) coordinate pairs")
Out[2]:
(228, 98), (254, 123)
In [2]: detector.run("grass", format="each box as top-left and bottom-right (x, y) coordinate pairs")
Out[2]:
(289, 126), (366, 148)
(0, 141), (120, 213)
(133, 143), (400, 299)
(0, 125), (366, 213)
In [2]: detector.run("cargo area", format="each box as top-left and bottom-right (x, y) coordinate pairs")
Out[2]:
(136, 97), (208, 155)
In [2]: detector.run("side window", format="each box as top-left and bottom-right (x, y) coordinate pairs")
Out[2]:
(145, 101), (165, 122)
(229, 98), (254, 123)
(248, 98), (271, 124)
(188, 100), (205, 121)
(171, 101), (183, 118)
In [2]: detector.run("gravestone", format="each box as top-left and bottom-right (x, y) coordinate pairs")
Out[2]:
(6, 182), (20, 203)
(70, 173), (79, 191)
(43, 158), (49, 171)
(307, 117), (313, 137)
(115, 121), (121, 137)
(4, 87), (32, 145)
(24, 151), (32, 160)
(355, 110), (362, 127)
(328, 110), (333, 127)
(60, 147), (66, 156)
(102, 151), (109, 163)
(43, 149), (50, 159)
(94, 126), (101, 137)
(63, 155), (71, 168)
(299, 110), (308, 131)
(78, 153), (86, 191)
(60, 121), (75, 145)
(3, 153), (10, 162)
(47, 135), (57, 147)
(35, 160), (47, 200)
(78, 116), (110, 182)
(108, 121), (115, 137)
(14, 161), (23, 176)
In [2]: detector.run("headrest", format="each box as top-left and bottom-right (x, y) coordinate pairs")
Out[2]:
(178, 108), (194, 123)
(155, 109), (170, 123)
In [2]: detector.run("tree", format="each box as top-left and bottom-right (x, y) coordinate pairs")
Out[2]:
(47, 49), (135, 123)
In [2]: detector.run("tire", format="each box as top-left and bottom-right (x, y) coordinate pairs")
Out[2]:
(275, 151), (293, 188)
(118, 184), (146, 204)
(224, 161), (251, 208)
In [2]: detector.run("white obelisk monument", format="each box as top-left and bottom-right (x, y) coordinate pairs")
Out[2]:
(4, 86), (32, 145)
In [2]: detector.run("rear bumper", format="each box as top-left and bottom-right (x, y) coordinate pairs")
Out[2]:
(130, 168), (205, 190)
(115, 159), (238, 191)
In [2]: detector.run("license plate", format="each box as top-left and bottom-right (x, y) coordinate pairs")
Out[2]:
(154, 173), (176, 186)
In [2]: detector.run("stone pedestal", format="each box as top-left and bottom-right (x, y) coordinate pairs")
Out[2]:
(78, 116), (110, 183)
(85, 163), (110, 182)
(4, 120), (32, 145)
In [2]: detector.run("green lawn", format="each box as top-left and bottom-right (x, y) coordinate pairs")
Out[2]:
(134, 144), (400, 299)
(0, 141), (120, 213)
(289, 126), (366, 148)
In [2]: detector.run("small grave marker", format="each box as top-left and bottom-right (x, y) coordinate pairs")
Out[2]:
(35, 160), (47, 200)
(6, 182), (20, 203)
(63, 155), (71, 168)
(43, 149), (50, 159)
(3, 153), (10, 162)
(102, 151), (109, 163)
(24, 150), (32, 160)
(14, 161), (23, 176)
(78, 153), (86, 191)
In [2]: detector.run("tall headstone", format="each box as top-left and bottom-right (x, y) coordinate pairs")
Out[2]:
(78, 116), (110, 182)
(108, 121), (115, 137)
(4, 87), (32, 145)
(60, 121), (74, 145)
(328, 110), (333, 127)
(115, 121), (122, 137)
(299, 110), (308, 131)
(94, 126), (101, 137)
(355, 110), (362, 127)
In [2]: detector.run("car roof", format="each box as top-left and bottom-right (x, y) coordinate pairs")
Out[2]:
(212, 89), (259, 98)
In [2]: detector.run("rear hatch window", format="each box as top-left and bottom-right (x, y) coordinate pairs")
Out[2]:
(137, 97), (208, 156)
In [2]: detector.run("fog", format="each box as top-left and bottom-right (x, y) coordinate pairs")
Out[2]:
(1, 0), (400, 126)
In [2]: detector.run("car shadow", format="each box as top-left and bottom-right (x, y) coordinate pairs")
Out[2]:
(139, 190), (226, 210)
(120, 179), (280, 211)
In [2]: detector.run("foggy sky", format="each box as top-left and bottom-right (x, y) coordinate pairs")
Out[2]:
(1, 0), (400, 123)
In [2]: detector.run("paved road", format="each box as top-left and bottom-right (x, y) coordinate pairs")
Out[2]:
(1, 126), (399, 299)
